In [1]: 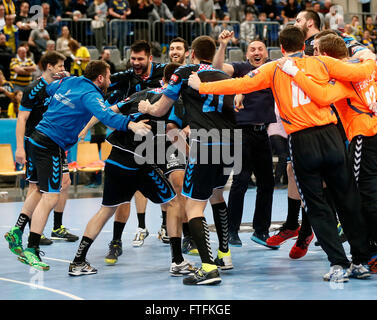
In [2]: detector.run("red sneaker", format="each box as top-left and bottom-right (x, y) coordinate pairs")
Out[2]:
(289, 233), (314, 259)
(368, 255), (377, 274)
(266, 226), (300, 247)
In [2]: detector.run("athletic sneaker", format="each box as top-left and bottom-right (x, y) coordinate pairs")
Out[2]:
(266, 225), (300, 247)
(132, 228), (149, 247)
(183, 267), (221, 285)
(40, 234), (53, 245)
(368, 254), (377, 274)
(105, 240), (123, 265)
(18, 247), (50, 271)
(251, 232), (279, 249)
(289, 232), (314, 259)
(170, 259), (196, 276)
(182, 236), (199, 255)
(51, 225), (79, 242)
(68, 260), (98, 276)
(346, 263), (371, 279)
(4, 226), (23, 256)
(323, 265), (349, 282)
(157, 224), (170, 244)
(229, 231), (242, 247)
(214, 249), (233, 270)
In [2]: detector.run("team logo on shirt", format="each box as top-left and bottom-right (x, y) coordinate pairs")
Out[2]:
(247, 69), (260, 78)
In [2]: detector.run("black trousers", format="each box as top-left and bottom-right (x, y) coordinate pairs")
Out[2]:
(269, 134), (289, 184)
(228, 126), (275, 234)
(289, 124), (370, 267)
(349, 134), (377, 253)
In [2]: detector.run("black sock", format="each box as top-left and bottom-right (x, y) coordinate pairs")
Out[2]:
(113, 221), (126, 241)
(28, 232), (41, 248)
(73, 236), (94, 263)
(297, 208), (313, 242)
(15, 213), (30, 232)
(212, 202), (229, 253)
(161, 210), (167, 226)
(188, 217), (215, 265)
(53, 211), (63, 230)
(285, 197), (301, 230)
(170, 237), (183, 264)
(182, 222), (190, 238)
(137, 213), (146, 229)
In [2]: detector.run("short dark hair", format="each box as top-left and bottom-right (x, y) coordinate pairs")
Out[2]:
(170, 37), (189, 52)
(318, 34), (348, 59)
(84, 60), (110, 81)
(130, 40), (151, 56)
(279, 25), (305, 53)
(191, 36), (216, 62)
(163, 62), (181, 82)
(304, 9), (321, 30)
(314, 29), (337, 39)
(40, 51), (66, 71)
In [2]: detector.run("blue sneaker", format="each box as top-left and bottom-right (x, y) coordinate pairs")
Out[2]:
(251, 232), (279, 249)
(346, 263), (371, 279)
(229, 231), (242, 247)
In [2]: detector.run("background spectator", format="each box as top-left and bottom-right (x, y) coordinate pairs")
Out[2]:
(240, 10), (256, 52)
(173, 0), (195, 21)
(15, 1), (37, 43)
(325, 4), (343, 30)
(87, 0), (108, 52)
(129, 0), (154, 41)
(42, 2), (59, 40)
(350, 15), (363, 41)
(61, 0), (74, 18)
(73, 0), (89, 16)
(1, 14), (18, 53)
(9, 45), (36, 91)
(362, 29), (375, 52)
(312, 1), (324, 29)
(244, 0), (259, 20)
(0, 4), (5, 30)
(226, 0), (242, 22)
(364, 15), (377, 49)
(109, 0), (131, 51)
(2, 0), (16, 16)
(28, 17), (49, 63)
(68, 39), (90, 76)
(7, 88), (21, 118)
(0, 32), (14, 79)
(213, 0), (225, 20)
(0, 69), (14, 117)
(100, 48), (116, 74)
(262, 0), (282, 23)
(211, 13), (238, 46)
(149, 0), (176, 45)
(281, 0), (300, 25)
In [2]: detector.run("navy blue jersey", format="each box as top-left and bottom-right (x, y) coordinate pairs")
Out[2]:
(19, 77), (50, 137)
(106, 87), (184, 158)
(162, 63), (236, 142)
(106, 62), (166, 105)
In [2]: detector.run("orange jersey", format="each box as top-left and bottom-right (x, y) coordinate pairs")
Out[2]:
(199, 55), (375, 135)
(292, 69), (377, 141)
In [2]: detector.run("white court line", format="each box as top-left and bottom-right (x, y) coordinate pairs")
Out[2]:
(44, 257), (71, 264)
(0, 277), (84, 300)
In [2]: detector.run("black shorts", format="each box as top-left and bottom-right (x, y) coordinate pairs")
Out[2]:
(181, 140), (233, 201)
(25, 137), (68, 183)
(102, 148), (176, 207)
(27, 130), (64, 193)
(156, 142), (186, 177)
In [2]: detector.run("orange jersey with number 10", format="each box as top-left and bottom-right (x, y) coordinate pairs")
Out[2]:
(291, 65), (377, 141)
(198, 54), (375, 135)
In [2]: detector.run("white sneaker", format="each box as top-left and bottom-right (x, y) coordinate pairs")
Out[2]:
(346, 263), (371, 279)
(132, 228), (149, 247)
(157, 224), (170, 244)
(214, 249), (233, 270)
(323, 265), (349, 282)
(170, 259), (196, 277)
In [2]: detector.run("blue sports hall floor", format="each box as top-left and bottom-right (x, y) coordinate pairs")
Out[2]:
(0, 186), (376, 311)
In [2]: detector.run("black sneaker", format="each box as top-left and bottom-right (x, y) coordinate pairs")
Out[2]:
(250, 232), (279, 249)
(182, 236), (199, 255)
(229, 231), (242, 247)
(104, 240), (123, 265)
(68, 260), (98, 276)
(40, 234), (53, 246)
(51, 225), (79, 242)
(183, 267), (221, 285)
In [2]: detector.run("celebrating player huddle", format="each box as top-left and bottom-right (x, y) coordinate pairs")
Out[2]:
(4, 21), (377, 286)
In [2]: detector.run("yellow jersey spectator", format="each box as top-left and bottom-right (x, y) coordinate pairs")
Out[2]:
(7, 89), (21, 118)
(1, 14), (18, 53)
(68, 39), (90, 76)
(10, 46), (36, 91)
